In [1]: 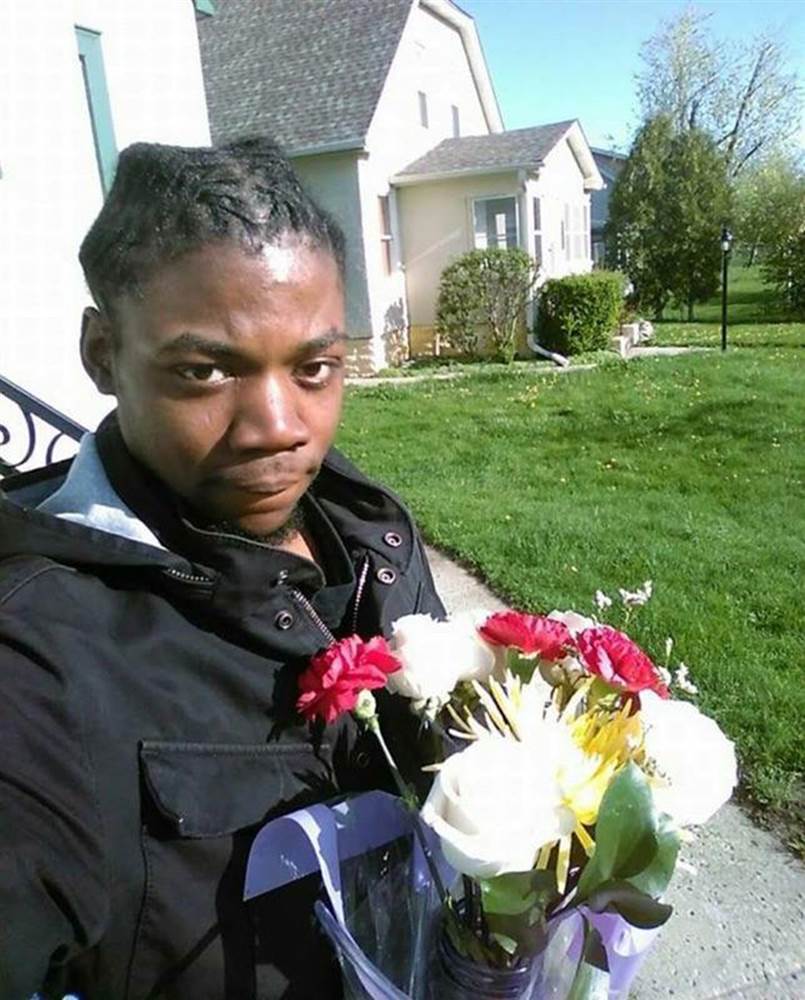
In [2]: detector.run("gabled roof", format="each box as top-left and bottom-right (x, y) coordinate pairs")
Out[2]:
(198, 0), (413, 152)
(197, 0), (502, 155)
(393, 119), (604, 190)
(592, 148), (627, 183)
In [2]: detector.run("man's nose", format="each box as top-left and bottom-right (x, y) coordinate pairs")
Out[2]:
(228, 374), (310, 453)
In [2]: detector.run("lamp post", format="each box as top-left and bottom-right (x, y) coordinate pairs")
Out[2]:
(720, 225), (733, 351)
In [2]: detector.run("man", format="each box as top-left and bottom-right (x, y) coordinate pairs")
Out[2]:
(0, 139), (444, 999)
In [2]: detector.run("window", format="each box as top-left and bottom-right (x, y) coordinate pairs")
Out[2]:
(572, 205), (584, 259)
(560, 205), (568, 257)
(418, 91), (428, 128)
(583, 203), (591, 259)
(473, 197), (518, 250)
(379, 195), (393, 275)
(532, 197), (542, 265)
(451, 104), (460, 138)
(75, 27), (117, 194)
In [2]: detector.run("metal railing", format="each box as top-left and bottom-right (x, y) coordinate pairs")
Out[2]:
(0, 375), (86, 475)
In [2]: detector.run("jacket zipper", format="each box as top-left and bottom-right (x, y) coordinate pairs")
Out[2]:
(164, 566), (212, 585)
(351, 556), (370, 634)
(289, 588), (336, 645)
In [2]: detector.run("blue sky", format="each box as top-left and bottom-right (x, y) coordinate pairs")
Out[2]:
(458, 0), (805, 152)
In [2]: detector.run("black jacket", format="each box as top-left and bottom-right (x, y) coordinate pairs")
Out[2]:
(0, 416), (444, 1000)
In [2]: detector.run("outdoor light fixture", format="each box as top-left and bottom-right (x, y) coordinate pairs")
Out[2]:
(720, 225), (733, 352)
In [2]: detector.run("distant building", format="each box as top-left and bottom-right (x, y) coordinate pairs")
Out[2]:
(591, 148), (627, 267)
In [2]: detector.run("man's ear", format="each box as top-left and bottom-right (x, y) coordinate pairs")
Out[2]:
(80, 307), (117, 396)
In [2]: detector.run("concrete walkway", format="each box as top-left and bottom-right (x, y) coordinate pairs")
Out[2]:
(347, 362), (596, 387)
(347, 345), (709, 388)
(426, 546), (805, 1000)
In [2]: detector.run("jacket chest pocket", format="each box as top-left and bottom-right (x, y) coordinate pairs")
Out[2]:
(128, 740), (336, 1000)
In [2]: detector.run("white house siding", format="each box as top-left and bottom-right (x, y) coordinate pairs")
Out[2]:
(0, 0), (210, 436)
(290, 152), (373, 362)
(531, 138), (593, 280)
(398, 138), (595, 355)
(397, 170), (521, 351)
(360, 0), (493, 367)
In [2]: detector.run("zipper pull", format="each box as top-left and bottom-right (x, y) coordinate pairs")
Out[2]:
(351, 555), (371, 634)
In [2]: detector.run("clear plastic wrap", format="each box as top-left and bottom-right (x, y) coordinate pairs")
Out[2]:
(245, 791), (658, 999)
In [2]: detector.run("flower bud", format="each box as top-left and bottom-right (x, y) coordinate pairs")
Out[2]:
(353, 689), (377, 723)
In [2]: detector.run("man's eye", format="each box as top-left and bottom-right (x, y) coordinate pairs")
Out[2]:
(297, 359), (342, 386)
(175, 364), (229, 384)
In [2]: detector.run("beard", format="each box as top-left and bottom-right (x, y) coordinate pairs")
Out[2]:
(204, 504), (306, 547)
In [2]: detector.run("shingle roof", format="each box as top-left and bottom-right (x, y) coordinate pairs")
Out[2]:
(197, 0), (414, 151)
(395, 120), (576, 178)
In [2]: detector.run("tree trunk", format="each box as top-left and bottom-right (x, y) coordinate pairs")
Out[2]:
(687, 292), (694, 323)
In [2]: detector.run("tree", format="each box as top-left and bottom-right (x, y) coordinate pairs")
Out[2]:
(734, 152), (805, 264)
(739, 156), (805, 315)
(661, 128), (732, 318)
(606, 116), (731, 320)
(637, 7), (802, 175)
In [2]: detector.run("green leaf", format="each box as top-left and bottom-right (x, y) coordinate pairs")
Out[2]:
(480, 869), (556, 916)
(507, 648), (538, 683)
(628, 809), (680, 899)
(484, 908), (547, 958)
(587, 879), (674, 928)
(575, 763), (681, 904)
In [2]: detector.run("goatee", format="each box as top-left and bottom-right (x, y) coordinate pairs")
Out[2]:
(207, 505), (306, 546)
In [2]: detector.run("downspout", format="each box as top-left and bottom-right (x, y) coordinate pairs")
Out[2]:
(527, 333), (569, 367)
(520, 170), (569, 367)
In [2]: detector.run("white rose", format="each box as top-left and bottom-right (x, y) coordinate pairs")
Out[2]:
(548, 609), (597, 635)
(386, 612), (494, 706)
(421, 733), (575, 878)
(640, 691), (737, 826)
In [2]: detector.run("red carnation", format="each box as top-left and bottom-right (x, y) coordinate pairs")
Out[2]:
(575, 626), (669, 698)
(479, 611), (573, 662)
(296, 635), (401, 724)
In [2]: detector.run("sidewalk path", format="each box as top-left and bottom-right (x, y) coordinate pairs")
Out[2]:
(426, 545), (805, 1000)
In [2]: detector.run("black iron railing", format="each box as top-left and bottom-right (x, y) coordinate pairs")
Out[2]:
(0, 375), (86, 474)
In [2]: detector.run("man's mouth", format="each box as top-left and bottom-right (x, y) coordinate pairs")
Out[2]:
(206, 465), (309, 496)
(216, 477), (299, 495)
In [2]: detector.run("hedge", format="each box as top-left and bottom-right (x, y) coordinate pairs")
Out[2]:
(536, 271), (626, 355)
(435, 248), (536, 363)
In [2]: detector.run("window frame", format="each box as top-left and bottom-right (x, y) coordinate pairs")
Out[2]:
(471, 195), (520, 251)
(75, 26), (118, 195)
(418, 91), (429, 128)
(378, 195), (394, 276)
(532, 197), (542, 266)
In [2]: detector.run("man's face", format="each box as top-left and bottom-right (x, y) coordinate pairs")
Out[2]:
(90, 239), (346, 537)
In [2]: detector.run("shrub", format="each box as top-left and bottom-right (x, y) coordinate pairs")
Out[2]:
(536, 271), (626, 355)
(763, 230), (805, 317)
(435, 248), (537, 363)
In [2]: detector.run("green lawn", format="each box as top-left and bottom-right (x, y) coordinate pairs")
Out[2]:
(653, 263), (805, 349)
(338, 279), (804, 846)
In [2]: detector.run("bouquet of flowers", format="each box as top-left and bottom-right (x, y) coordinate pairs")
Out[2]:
(247, 584), (737, 999)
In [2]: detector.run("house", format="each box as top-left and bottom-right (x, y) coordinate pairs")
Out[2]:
(198, 0), (603, 371)
(395, 121), (603, 354)
(0, 0), (212, 435)
(591, 148), (627, 266)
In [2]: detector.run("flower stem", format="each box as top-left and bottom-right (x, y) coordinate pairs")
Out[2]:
(367, 716), (450, 907)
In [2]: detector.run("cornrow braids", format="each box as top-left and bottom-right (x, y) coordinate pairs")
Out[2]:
(79, 137), (345, 316)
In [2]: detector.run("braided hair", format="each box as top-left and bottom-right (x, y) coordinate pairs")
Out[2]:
(79, 137), (345, 316)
